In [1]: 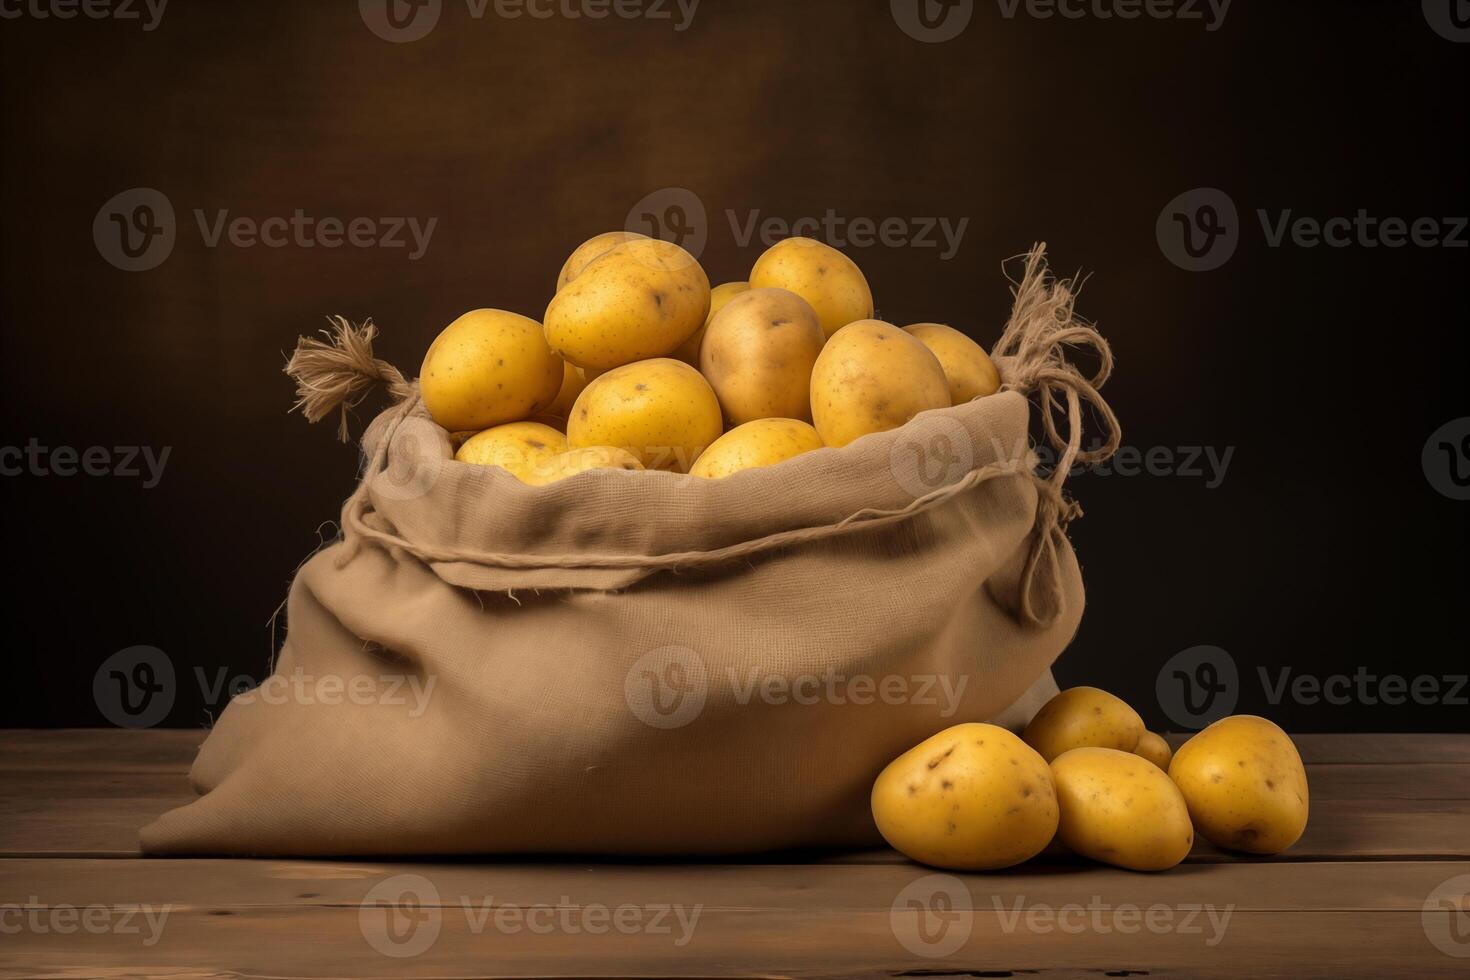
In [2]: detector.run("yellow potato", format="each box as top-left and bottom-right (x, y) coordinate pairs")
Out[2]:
(1052, 747), (1195, 871)
(544, 239), (711, 371)
(700, 288), (825, 425)
(750, 238), (874, 338)
(1022, 686), (1145, 763)
(530, 361), (594, 429)
(809, 320), (950, 448)
(1133, 730), (1174, 770)
(1169, 715), (1309, 855)
(567, 358), (722, 473)
(421, 309), (564, 432)
(455, 422), (568, 483)
(674, 281), (749, 366)
(690, 419), (823, 479)
(526, 446), (644, 485)
(555, 230), (648, 291)
(871, 723), (1058, 871)
(904, 323), (1001, 404)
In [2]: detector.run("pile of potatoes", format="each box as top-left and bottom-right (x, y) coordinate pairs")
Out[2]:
(418, 232), (1002, 483)
(872, 689), (1309, 872)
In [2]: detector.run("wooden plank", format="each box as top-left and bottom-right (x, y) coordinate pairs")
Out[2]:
(0, 860), (1465, 979)
(5, 730), (1470, 775)
(0, 729), (204, 772)
(4, 779), (1469, 861)
(1165, 732), (1470, 764)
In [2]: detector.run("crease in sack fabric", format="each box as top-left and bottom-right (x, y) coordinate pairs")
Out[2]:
(140, 244), (1121, 857)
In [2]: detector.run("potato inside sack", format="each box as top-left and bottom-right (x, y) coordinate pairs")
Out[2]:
(674, 280), (750, 366)
(567, 357), (723, 473)
(454, 421), (567, 483)
(544, 238), (711, 371)
(904, 322), (1001, 404)
(420, 309), (564, 433)
(808, 319), (950, 448)
(750, 237), (874, 338)
(690, 418), (823, 479)
(700, 287), (825, 425)
(555, 230), (648, 291)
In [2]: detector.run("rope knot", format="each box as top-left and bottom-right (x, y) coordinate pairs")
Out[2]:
(285, 317), (415, 442)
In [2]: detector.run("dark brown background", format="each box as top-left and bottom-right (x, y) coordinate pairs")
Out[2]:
(1, 0), (1465, 729)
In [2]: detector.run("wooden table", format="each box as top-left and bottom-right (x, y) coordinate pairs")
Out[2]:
(2, 730), (1467, 978)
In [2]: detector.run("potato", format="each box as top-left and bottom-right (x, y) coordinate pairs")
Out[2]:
(904, 323), (1001, 404)
(700, 288), (826, 425)
(809, 320), (950, 448)
(526, 446), (644, 485)
(1022, 686), (1145, 763)
(690, 419), (823, 479)
(531, 361), (595, 429)
(556, 230), (647, 291)
(1051, 747), (1195, 871)
(421, 309), (564, 432)
(1134, 730), (1173, 770)
(1169, 715), (1309, 855)
(544, 239), (711, 371)
(455, 422), (568, 483)
(674, 281), (749, 366)
(871, 723), (1058, 871)
(567, 358), (723, 472)
(750, 238), (874, 338)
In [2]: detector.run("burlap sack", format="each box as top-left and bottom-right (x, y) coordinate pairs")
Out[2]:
(140, 246), (1119, 856)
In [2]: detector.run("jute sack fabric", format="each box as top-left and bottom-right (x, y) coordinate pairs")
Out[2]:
(140, 245), (1119, 856)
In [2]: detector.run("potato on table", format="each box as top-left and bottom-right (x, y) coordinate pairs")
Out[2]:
(1022, 686), (1145, 763)
(1052, 747), (1195, 871)
(674, 280), (750, 366)
(555, 230), (648, 291)
(1169, 715), (1309, 854)
(904, 322), (1001, 404)
(872, 723), (1058, 871)
(454, 422), (568, 483)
